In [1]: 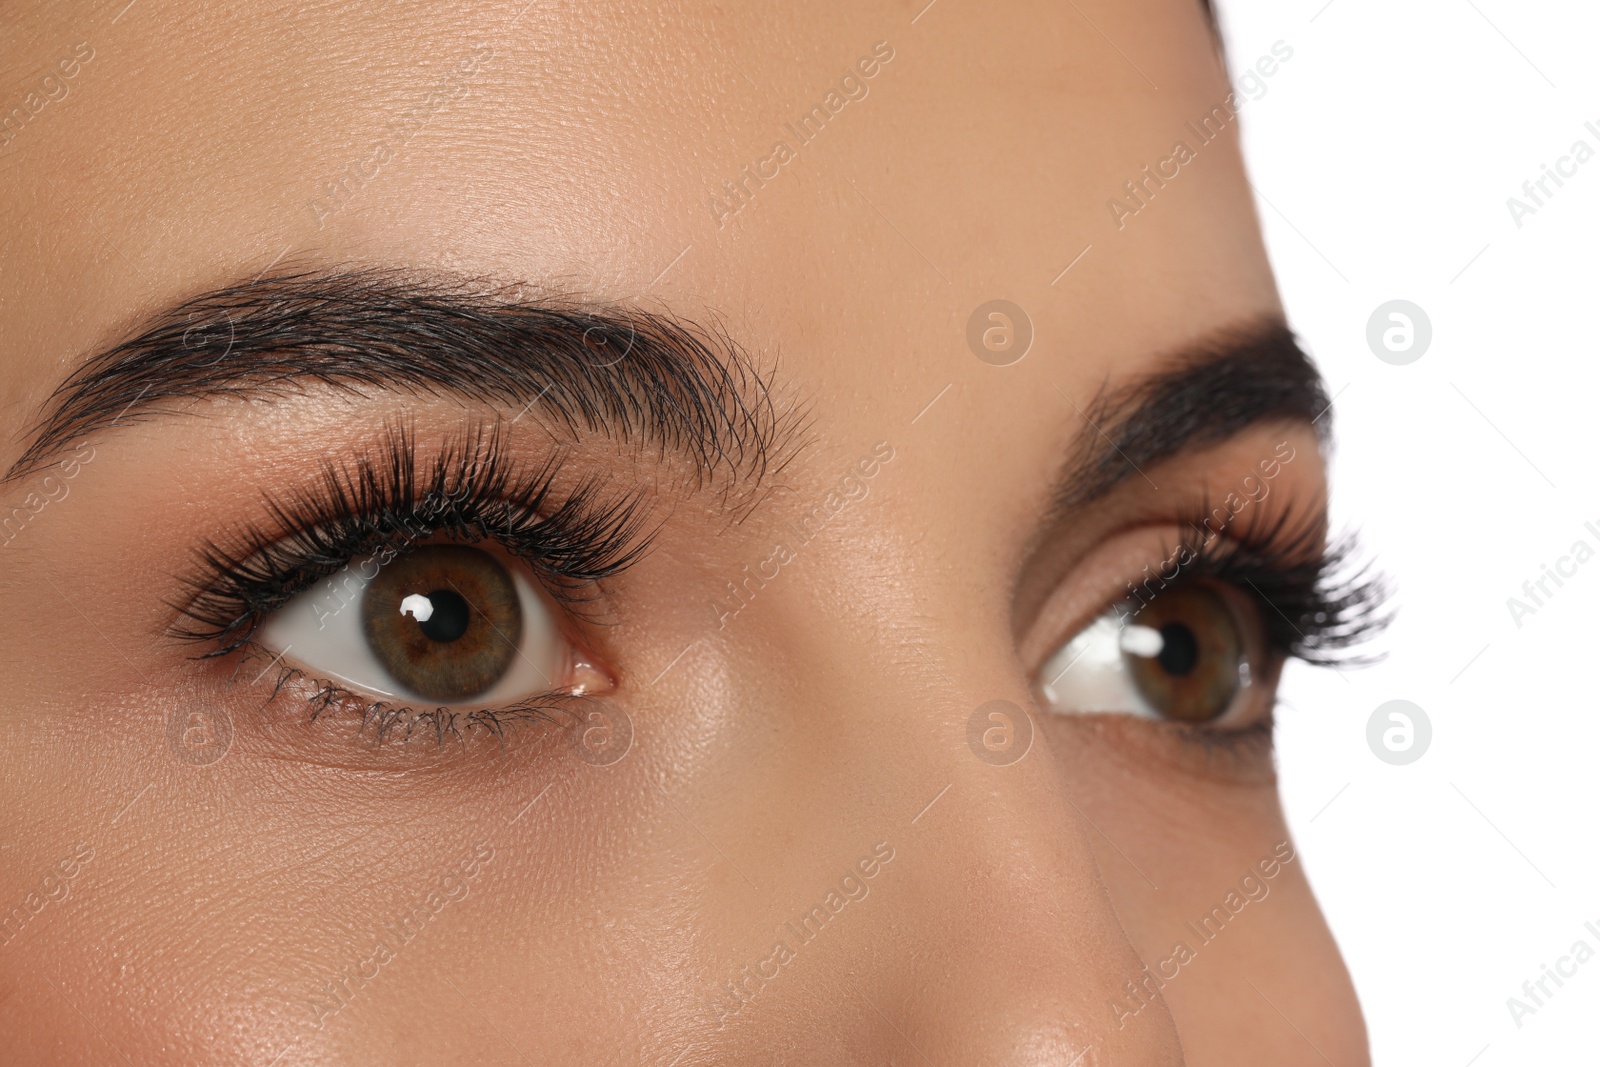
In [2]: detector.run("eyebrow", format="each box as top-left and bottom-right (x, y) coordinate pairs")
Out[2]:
(11, 274), (1324, 524)
(5, 269), (786, 484)
(1050, 319), (1330, 514)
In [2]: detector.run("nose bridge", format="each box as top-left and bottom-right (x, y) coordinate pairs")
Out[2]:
(717, 501), (1188, 1062)
(776, 612), (1187, 1066)
(881, 706), (1185, 1064)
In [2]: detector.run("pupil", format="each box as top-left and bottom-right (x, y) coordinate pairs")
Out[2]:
(1156, 622), (1199, 676)
(414, 589), (471, 643)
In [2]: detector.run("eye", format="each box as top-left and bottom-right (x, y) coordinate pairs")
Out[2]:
(1036, 581), (1268, 726)
(257, 543), (566, 705)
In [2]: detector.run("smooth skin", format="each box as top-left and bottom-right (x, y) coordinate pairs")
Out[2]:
(0, 0), (1368, 1064)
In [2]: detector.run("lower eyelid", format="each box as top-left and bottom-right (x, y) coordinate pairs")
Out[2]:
(1044, 712), (1279, 787)
(238, 646), (579, 747)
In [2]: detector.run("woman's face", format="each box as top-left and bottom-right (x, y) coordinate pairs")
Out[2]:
(0, 0), (1372, 1063)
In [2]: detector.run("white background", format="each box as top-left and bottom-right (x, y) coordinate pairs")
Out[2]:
(1215, 0), (1600, 1062)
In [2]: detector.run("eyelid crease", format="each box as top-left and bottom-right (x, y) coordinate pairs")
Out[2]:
(170, 421), (654, 657)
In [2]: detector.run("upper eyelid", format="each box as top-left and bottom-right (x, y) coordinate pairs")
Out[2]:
(1021, 503), (1387, 681)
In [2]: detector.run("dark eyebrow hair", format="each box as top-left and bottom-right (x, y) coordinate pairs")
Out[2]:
(5, 269), (789, 485)
(1051, 319), (1329, 514)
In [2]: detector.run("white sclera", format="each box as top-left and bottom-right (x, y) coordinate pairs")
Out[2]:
(1037, 612), (1166, 719)
(257, 553), (560, 704)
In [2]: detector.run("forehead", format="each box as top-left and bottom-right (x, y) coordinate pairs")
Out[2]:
(1, 0), (1277, 484)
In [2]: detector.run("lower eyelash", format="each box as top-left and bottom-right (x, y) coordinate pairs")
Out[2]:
(311, 683), (568, 747)
(246, 643), (580, 747)
(1173, 712), (1276, 761)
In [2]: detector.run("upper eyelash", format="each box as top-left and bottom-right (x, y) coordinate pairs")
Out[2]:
(1142, 501), (1393, 666)
(171, 428), (1387, 722)
(170, 422), (654, 656)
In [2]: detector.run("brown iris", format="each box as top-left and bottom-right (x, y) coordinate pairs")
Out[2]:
(360, 545), (522, 702)
(1124, 583), (1245, 724)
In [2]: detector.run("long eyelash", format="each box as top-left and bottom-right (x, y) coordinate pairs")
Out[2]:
(1161, 501), (1393, 666)
(171, 422), (653, 656)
